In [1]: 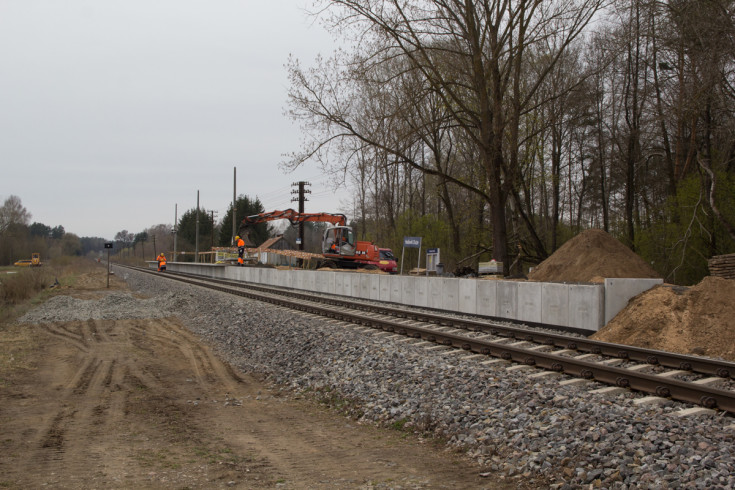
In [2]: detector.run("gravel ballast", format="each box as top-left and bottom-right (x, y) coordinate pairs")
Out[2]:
(23, 267), (735, 488)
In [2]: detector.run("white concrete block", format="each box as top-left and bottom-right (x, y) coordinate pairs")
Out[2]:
(389, 275), (402, 304)
(334, 272), (344, 295)
(401, 276), (416, 306)
(496, 281), (518, 320)
(359, 274), (371, 299)
(324, 271), (336, 295)
(517, 281), (542, 323)
(569, 284), (604, 331)
(350, 273), (361, 297)
(429, 277), (443, 310)
(604, 278), (663, 324)
(414, 276), (429, 308)
(476, 280), (498, 317)
(379, 274), (391, 302)
(458, 279), (477, 314)
(368, 274), (380, 300)
(541, 283), (569, 327)
(442, 278), (459, 311)
(304, 270), (317, 292)
(339, 273), (351, 297)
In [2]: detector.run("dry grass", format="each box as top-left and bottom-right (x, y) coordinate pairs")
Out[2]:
(0, 258), (105, 385)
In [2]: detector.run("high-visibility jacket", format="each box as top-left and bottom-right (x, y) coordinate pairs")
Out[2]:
(156, 254), (166, 266)
(237, 238), (245, 248)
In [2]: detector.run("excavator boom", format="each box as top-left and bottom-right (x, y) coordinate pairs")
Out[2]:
(242, 209), (346, 227)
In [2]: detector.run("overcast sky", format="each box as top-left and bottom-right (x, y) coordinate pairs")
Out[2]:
(0, 0), (351, 241)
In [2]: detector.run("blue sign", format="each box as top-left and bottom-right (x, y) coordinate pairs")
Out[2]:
(427, 248), (438, 254)
(403, 236), (422, 248)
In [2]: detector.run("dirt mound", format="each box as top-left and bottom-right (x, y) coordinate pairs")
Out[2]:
(592, 276), (735, 361)
(528, 229), (660, 283)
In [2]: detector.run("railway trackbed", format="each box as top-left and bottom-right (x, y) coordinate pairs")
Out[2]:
(120, 265), (735, 415)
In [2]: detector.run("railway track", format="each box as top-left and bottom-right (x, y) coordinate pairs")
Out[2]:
(119, 264), (735, 415)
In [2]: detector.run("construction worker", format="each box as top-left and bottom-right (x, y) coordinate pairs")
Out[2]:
(156, 252), (167, 272)
(236, 235), (245, 266)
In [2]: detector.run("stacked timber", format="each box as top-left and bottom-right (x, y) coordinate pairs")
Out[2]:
(708, 253), (735, 280)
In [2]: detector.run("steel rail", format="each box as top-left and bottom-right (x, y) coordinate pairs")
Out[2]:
(121, 265), (735, 413)
(169, 270), (735, 380)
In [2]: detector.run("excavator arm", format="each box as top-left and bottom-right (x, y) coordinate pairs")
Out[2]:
(238, 209), (347, 246)
(242, 209), (346, 227)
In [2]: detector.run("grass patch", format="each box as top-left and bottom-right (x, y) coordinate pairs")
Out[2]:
(0, 259), (108, 383)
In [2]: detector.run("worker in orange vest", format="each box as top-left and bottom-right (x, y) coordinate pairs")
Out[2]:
(156, 252), (167, 272)
(235, 236), (245, 266)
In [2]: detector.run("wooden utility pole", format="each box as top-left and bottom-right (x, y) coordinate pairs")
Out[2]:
(291, 181), (311, 250)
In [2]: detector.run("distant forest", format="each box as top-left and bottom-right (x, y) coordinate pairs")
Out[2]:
(280, 0), (735, 285)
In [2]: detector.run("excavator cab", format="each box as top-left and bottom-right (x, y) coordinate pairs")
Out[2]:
(322, 226), (356, 256)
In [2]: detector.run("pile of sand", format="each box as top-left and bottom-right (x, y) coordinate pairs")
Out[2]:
(528, 229), (660, 283)
(592, 276), (735, 361)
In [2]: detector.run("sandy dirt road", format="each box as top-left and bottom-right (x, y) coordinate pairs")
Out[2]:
(0, 269), (506, 489)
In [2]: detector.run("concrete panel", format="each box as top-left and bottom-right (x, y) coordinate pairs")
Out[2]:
(401, 276), (416, 306)
(414, 276), (429, 308)
(476, 280), (497, 317)
(368, 274), (380, 300)
(303, 271), (317, 292)
(292, 270), (304, 290)
(517, 282), (543, 323)
(282, 270), (295, 289)
(335, 272), (354, 296)
(335, 273), (344, 296)
(379, 275), (391, 302)
(359, 274), (371, 299)
(428, 278), (443, 310)
(350, 273), (360, 298)
(496, 281), (518, 320)
(541, 283), (569, 327)
(458, 279), (477, 314)
(389, 275), (402, 304)
(569, 284), (604, 331)
(605, 278), (663, 325)
(442, 278), (459, 311)
(324, 271), (336, 295)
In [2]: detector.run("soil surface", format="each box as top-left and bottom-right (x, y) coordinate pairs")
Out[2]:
(0, 270), (505, 489)
(592, 276), (735, 361)
(527, 229), (660, 283)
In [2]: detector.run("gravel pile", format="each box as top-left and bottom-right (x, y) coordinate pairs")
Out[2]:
(27, 267), (735, 488)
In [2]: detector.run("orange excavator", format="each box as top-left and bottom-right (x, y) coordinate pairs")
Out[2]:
(239, 209), (398, 273)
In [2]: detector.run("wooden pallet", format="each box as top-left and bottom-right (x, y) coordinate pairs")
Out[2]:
(708, 253), (735, 280)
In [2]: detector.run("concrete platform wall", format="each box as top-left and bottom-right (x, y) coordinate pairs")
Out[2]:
(160, 262), (661, 333)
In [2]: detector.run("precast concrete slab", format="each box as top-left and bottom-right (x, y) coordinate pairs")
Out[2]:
(350, 273), (361, 297)
(368, 274), (380, 300)
(414, 276), (429, 308)
(304, 270), (317, 292)
(541, 283), (569, 327)
(476, 280), (498, 317)
(458, 278), (477, 314)
(569, 283), (604, 331)
(334, 271), (343, 293)
(359, 274), (370, 299)
(442, 278), (460, 312)
(389, 275), (402, 304)
(428, 277), (443, 310)
(320, 272), (337, 294)
(401, 276), (416, 306)
(379, 275), (391, 302)
(339, 273), (351, 297)
(604, 278), (662, 325)
(293, 269), (304, 290)
(283, 270), (295, 289)
(496, 281), (518, 320)
(517, 281), (542, 323)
